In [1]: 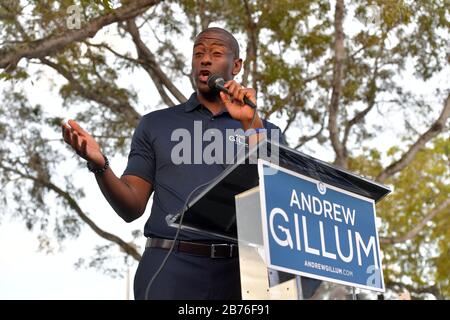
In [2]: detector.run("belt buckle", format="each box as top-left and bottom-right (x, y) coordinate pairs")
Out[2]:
(210, 244), (231, 258)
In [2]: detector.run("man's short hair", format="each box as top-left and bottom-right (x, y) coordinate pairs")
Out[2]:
(195, 27), (240, 59)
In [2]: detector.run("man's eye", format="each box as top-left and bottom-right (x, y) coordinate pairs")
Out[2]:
(194, 52), (203, 57)
(213, 52), (223, 56)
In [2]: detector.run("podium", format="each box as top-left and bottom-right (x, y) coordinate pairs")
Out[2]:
(167, 139), (391, 299)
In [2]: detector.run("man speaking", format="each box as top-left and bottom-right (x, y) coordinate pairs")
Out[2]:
(61, 27), (284, 299)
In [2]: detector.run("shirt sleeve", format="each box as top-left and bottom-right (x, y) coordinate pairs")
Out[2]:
(122, 116), (156, 184)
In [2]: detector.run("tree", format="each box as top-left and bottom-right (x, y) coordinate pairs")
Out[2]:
(0, 0), (448, 298)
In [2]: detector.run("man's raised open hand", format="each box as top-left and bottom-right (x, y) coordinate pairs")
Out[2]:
(61, 119), (105, 167)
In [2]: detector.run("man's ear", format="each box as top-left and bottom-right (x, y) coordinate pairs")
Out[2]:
(232, 58), (243, 76)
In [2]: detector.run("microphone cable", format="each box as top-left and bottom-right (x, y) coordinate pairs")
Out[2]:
(143, 174), (224, 300)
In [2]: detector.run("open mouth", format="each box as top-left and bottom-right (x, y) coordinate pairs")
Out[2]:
(198, 70), (211, 83)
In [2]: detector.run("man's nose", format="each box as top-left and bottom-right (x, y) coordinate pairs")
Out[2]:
(200, 52), (212, 65)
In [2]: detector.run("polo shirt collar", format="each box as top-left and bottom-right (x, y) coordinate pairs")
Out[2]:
(184, 93), (201, 112)
(184, 92), (229, 116)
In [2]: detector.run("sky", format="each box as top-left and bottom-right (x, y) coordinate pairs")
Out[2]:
(0, 3), (448, 300)
(0, 220), (135, 299)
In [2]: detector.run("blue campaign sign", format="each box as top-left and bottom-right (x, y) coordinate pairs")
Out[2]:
(257, 159), (385, 292)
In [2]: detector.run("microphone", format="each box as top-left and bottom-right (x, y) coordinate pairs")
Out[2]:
(207, 74), (257, 109)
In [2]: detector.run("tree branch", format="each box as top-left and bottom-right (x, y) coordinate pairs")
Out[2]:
(386, 280), (443, 299)
(0, 163), (142, 261)
(342, 62), (379, 146)
(242, 0), (259, 92)
(343, 37), (386, 147)
(196, 0), (211, 30)
(125, 19), (187, 105)
(85, 40), (176, 107)
(343, 104), (372, 146)
(149, 28), (195, 91)
(0, 12), (15, 20)
(294, 117), (326, 149)
(40, 57), (141, 127)
(0, 0), (161, 71)
(380, 198), (450, 245)
(377, 92), (450, 182)
(282, 113), (296, 135)
(85, 41), (143, 65)
(327, 0), (347, 168)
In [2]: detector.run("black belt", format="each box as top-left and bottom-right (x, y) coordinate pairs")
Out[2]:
(146, 237), (238, 258)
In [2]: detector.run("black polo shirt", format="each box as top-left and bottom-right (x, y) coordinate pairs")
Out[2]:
(122, 93), (285, 241)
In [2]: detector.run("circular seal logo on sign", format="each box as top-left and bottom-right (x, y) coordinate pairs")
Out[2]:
(317, 182), (326, 195)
